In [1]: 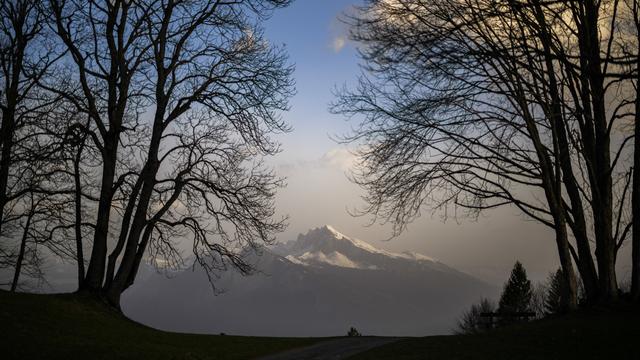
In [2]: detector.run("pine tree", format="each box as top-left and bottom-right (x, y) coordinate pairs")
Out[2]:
(499, 261), (532, 314)
(545, 269), (569, 315)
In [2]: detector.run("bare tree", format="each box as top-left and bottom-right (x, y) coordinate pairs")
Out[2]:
(334, 0), (636, 305)
(0, 0), (68, 287)
(626, 0), (640, 302)
(0, 0), (51, 238)
(530, 281), (548, 319)
(44, 0), (154, 293)
(41, 0), (293, 307)
(9, 187), (74, 291)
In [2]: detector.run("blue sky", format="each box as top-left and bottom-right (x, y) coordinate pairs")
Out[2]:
(264, 0), (360, 159)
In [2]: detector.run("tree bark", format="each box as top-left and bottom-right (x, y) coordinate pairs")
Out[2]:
(517, 94), (579, 310)
(103, 176), (142, 291)
(105, 140), (160, 307)
(535, 6), (599, 302)
(555, 222), (579, 310)
(73, 142), (85, 288)
(583, 0), (618, 302)
(10, 208), (32, 292)
(0, 107), (15, 238)
(81, 139), (118, 292)
(0, 30), (23, 236)
(631, 48), (640, 301)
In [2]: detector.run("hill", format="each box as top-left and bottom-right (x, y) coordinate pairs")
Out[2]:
(0, 290), (319, 360)
(2, 287), (638, 359)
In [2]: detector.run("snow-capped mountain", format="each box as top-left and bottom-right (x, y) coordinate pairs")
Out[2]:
(122, 225), (495, 337)
(276, 225), (444, 271)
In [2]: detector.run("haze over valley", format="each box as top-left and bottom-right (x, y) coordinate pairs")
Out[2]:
(97, 226), (493, 336)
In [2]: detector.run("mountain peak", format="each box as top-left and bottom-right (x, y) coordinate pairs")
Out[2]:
(306, 224), (345, 240)
(322, 225), (344, 238)
(303, 225), (380, 253)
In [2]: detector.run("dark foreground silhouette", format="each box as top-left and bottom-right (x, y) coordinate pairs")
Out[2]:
(0, 290), (319, 360)
(2, 290), (638, 360)
(352, 305), (639, 360)
(257, 337), (401, 360)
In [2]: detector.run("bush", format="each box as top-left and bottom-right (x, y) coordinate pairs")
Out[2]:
(455, 298), (495, 334)
(347, 327), (361, 337)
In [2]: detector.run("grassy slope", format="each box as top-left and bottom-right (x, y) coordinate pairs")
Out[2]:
(0, 290), (320, 360)
(351, 305), (640, 360)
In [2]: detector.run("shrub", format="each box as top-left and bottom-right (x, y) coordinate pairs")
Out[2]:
(455, 298), (496, 334)
(347, 327), (361, 337)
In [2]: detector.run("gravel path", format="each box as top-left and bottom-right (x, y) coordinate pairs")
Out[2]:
(255, 337), (401, 360)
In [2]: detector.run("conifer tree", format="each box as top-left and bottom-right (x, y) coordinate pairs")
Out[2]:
(499, 261), (532, 313)
(545, 269), (569, 315)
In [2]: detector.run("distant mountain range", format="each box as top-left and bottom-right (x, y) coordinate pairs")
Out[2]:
(121, 225), (494, 336)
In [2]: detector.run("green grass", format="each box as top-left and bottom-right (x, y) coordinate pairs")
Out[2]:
(351, 304), (640, 360)
(0, 290), (321, 360)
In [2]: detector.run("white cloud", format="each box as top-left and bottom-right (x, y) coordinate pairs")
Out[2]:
(331, 36), (346, 53)
(319, 147), (356, 171)
(275, 147), (358, 175)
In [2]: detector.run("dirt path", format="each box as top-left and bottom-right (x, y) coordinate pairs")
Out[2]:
(255, 336), (401, 360)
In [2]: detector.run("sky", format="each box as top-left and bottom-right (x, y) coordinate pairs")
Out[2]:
(260, 0), (633, 286)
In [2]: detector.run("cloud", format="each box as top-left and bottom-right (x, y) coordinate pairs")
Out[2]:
(329, 12), (351, 53)
(319, 147), (357, 171)
(331, 36), (347, 53)
(275, 148), (358, 175)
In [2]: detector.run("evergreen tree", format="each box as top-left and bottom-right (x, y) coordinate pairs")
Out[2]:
(545, 269), (569, 315)
(498, 261), (532, 313)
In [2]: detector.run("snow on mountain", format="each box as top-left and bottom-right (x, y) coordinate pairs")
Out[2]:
(275, 225), (446, 272)
(288, 251), (363, 269)
(122, 225), (495, 337)
(402, 251), (437, 262)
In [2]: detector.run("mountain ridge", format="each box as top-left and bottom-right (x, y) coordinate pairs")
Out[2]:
(276, 225), (438, 263)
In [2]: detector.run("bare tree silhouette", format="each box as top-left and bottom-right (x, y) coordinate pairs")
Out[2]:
(334, 0), (638, 305)
(8, 0), (296, 307)
(0, 0), (70, 289)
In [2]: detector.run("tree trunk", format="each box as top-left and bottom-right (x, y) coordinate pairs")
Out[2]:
(0, 15), (25, 238)
(105, 160), (157, 307)
(81, 139), (118, 292)
(0, 106), (17, 239)
(103, 177), (142, 291)
(102, 153), (146, 291)
(631, 54), (640, 301)
(10, 210), (32, 292)
(104, 97), (167, 306)
(105, 224), (153, 308)
(555, 220), (579, 310)
(583, 0), (618, 302)
(73, 143), (85, 288)
(529, 0), (599, 304)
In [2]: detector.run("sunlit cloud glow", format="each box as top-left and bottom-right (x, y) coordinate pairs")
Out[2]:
(332, 36), (347, 52)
